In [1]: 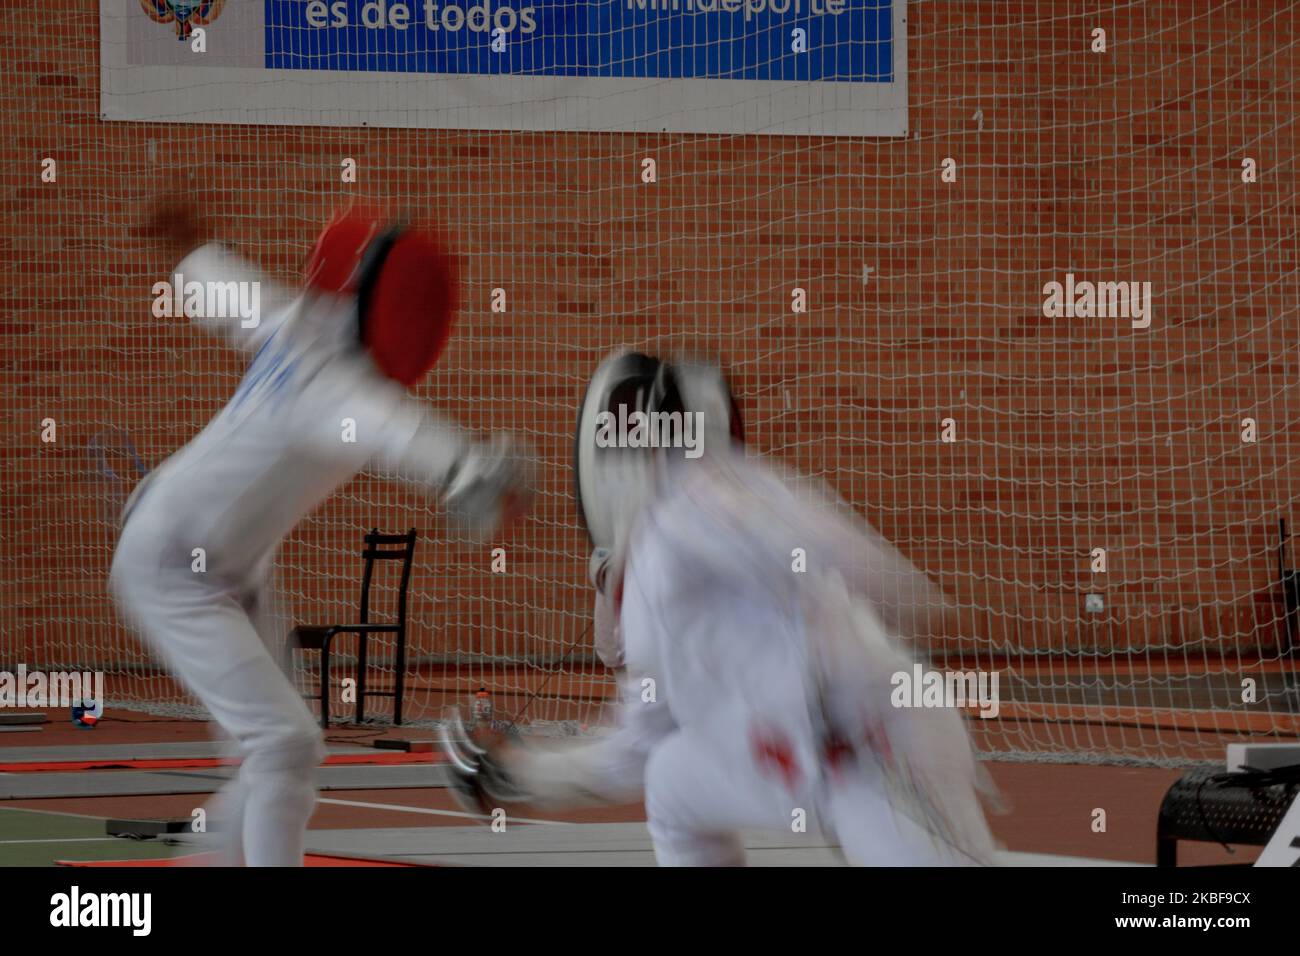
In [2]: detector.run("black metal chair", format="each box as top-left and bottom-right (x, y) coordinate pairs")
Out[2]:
(291, 528), (417, 728)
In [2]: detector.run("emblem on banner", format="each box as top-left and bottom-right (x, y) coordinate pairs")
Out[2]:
(139, 0), (226, 40)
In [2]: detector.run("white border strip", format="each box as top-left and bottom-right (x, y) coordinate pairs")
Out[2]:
(101, 0), (907, 137)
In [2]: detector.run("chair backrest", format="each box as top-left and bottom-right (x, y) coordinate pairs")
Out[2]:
(358, 528), (418, 627)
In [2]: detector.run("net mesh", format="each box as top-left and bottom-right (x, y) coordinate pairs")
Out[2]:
(2, 0), (1298, 764)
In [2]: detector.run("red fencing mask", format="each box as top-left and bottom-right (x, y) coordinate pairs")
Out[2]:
(305, 211), (458, 387)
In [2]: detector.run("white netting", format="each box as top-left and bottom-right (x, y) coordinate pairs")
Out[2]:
(3, 1), (1298, 764)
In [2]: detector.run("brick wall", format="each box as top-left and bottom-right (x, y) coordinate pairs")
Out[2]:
(3, 2), (1298, 718)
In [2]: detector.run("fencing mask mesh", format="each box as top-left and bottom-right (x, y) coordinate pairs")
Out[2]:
(574, 350), (743, 552)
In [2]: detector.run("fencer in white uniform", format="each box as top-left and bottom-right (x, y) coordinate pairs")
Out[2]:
(445, 352), (996, 866)
(112, 209), (531, 866)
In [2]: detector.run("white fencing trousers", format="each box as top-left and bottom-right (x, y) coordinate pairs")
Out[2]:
(110, 506), (325, 867)
(642, 718), (976, 867)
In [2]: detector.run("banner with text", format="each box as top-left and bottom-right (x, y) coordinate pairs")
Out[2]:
(102, 0), (906, 135)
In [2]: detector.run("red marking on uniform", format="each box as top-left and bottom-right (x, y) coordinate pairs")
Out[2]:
(821, 731), (855, 771)
(752, 729), (800, 792)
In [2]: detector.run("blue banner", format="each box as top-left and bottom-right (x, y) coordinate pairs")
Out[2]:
(265, 0), (893, 82)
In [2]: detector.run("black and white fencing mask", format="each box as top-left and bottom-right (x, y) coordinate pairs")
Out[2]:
(574, 350), (744, 551)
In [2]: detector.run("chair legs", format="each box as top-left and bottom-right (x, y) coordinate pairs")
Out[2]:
(318, 635), (333, 729)
(394, 629), (406, 727)
(300, 631), (407, 729)
(355, 633), (368, 725)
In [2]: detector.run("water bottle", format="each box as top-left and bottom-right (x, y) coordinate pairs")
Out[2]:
(471, 686), (493, 730)
(71, 699), (100, 729)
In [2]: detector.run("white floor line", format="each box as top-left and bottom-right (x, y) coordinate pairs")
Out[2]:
(997, 849), (1147, 867)
(0, 795), (568, 828)
(0, 805), (116, 822)
(315, 796), (570, 826)
(0, 837), (120, 845)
